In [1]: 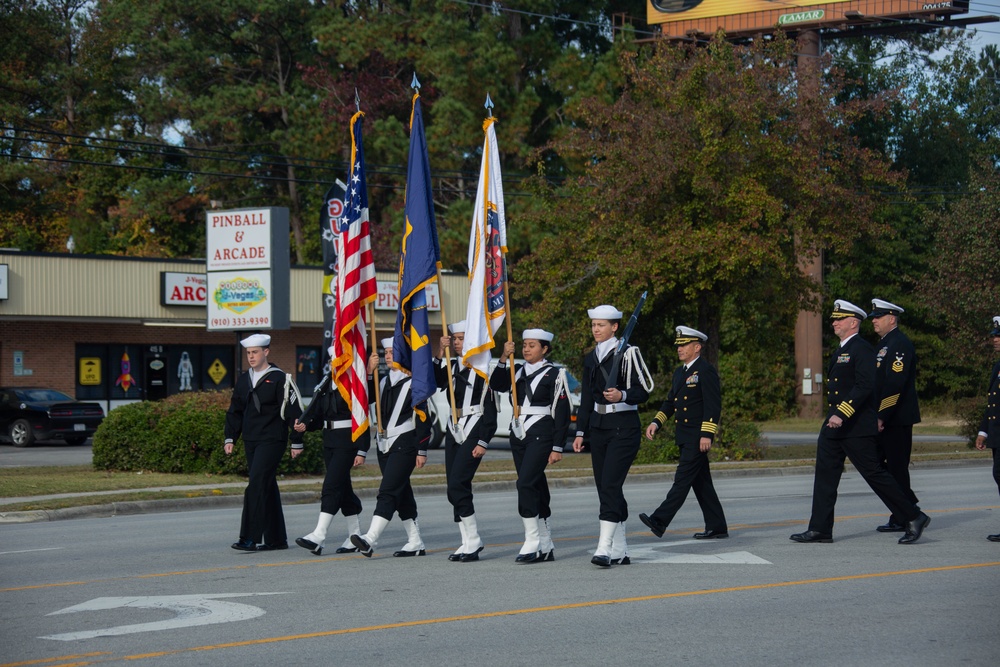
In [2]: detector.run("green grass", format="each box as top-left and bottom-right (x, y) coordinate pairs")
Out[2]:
(1, 441), (987, 514)
(757, 414), (963, 435)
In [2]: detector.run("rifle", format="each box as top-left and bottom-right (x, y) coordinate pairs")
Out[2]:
(604, 291), (647, 392)
(297, 373), (332, 426)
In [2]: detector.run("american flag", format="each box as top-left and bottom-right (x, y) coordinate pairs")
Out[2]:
(332, 111), (378, 441)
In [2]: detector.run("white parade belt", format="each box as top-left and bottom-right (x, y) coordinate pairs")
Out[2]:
(594, 403), (637, 414)
(323, 419), (352, 429)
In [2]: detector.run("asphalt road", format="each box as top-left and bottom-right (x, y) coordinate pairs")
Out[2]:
(2, 464), (999, 667)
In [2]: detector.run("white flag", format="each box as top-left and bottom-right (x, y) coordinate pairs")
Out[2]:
(462, 118), (507, 379)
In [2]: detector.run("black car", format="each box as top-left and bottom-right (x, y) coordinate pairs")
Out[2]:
(0, 387), (105, 447)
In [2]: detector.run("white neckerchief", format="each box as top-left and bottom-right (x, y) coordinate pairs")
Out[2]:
(389, 369), (407, 385)
(249, 364), (272, 388)
(596, 337), (618, 362)
(523, 359), (548, 375)
(839, 333), (858, 348)
(685, 356), (700, 372)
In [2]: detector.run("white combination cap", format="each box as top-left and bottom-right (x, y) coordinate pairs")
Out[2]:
(522, 328), (554, 342)
(448, 320), (467, 334)
(240, 333), (271, 348)
(588, 304), (623, 320)
(832, 299), (867, 320)
(674, 326), (707, 345)
(869, 299), (904, 317)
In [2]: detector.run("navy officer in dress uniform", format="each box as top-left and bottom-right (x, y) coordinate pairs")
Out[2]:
(293, 346), (370, 556)
(639, 326), (729, 541)
(790, 300), (930, 545)
(974, 315), (1000, 542)
(351, 337), (430, 558)
(493, 329), (571, 563)
(573, 304), (654, 567)
(225, 333), (303, 552)
(435, 320), (498, 562)
(868, 298), (921, 533)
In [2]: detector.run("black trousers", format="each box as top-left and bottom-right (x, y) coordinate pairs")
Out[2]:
(445, 433), (483, 521)
(510, 432), (552, 519)
(993, 448), (1000, 496)
(808, 429), (919, 534)
(239, 439), (287, 545)
(319, 438), (362, 517)
(650, 440), (728, 533)
(589, 425), (641, 523)
(374, 435), (418, 522)
(876, 424), (919, 522)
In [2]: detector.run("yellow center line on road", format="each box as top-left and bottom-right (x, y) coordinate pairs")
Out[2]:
(4, 561), (998, 667)
(3, 504), (999, 593)
(0, 652), (111, 667)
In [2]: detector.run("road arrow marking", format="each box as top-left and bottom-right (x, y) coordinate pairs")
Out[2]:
(627, 544), (772, 565)
(41, 593), (286, 641)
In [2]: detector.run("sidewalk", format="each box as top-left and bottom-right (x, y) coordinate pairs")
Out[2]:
(1, 455), (990, 524)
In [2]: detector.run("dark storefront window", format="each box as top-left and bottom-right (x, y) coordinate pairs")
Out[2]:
(296, 346), (322, 397)
(75, 344), (235, 400)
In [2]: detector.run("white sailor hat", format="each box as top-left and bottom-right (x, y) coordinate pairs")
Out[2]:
(869, 299), (904, 318)
(831, 299), (867, 320)
(522, 328), (554, 342)
(674, 326), (707, 345)
(240, 333), (271, 348)
(448, 320), (467, 334)
(588, 304), (623, 320)
(381, 337), (394, 350)
(991, 316), (1000, 337)
(328, 345), (336, 358)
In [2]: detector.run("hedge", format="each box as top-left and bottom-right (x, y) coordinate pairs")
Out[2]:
(92, 390), (325, 474)
(634, 412), (764, 464)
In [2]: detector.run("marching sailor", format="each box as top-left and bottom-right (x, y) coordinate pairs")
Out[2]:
(351, 338), (431, 558)
(293, 349), (370, 556)
(435, 320), (499, 562)
(639, 326), (729, 541)
(974, 316), (1000, 542)
(492, 329), (571, 563)
(573, 305), (654, 567)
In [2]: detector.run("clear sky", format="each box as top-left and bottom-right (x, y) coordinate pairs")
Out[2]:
(963, 1), (1000, 49)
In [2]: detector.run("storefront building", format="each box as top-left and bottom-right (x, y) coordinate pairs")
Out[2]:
(0, 251), (468, 413)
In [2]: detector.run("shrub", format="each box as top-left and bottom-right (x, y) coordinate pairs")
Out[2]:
(955, 396), (987, 449)
(632, 413), (763, 464)
(92, 391), (325, 474)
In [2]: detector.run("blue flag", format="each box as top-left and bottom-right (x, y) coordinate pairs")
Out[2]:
(392, 92), (440, 407)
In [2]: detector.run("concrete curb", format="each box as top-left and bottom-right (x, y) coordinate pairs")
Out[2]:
(0, 458), (990, 524)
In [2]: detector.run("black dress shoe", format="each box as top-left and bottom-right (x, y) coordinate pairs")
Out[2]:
(295, 537), (323, 555)
(899, 512), (930, 544)
(335, 546), (358, 554)
(876, 521), (906, 533)
(350, 534), (374, 557)
(789, 530), (833, 543)
(392, 548), (427, 557)
(541, 550), (555, 562)
(231, 538), (256, 552)
(610, 556), (631, 565)
(639, 513), (665, 538)
(693, 529), (729, 540)
(988, 533), (1000, 542)
(447, 552), (463, 561)
(515, 551), (541, 563)
(256, 541), (288, 551)
(591, 554), (612, 567)
(459, 546), (484, 562)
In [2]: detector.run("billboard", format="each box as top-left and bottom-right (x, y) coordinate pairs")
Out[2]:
(648, 1), (970, 38)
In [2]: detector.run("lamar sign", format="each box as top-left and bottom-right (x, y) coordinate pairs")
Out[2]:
(647, 0), (970, 38)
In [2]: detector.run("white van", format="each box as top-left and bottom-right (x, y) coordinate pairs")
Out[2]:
(425, 359), (581, 448)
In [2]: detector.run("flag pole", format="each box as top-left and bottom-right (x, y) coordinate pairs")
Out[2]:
(408, 73), (459, 427)
(484, 92), (520, 421)
(367, 301), (384, 436)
